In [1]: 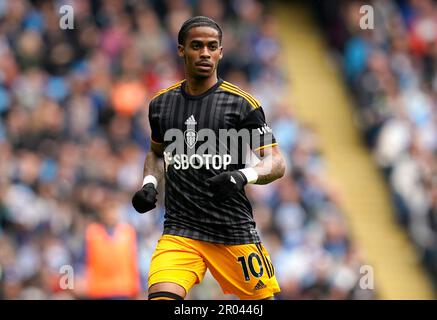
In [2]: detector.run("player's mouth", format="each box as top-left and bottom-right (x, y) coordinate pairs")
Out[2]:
(195, 61), (213, 71)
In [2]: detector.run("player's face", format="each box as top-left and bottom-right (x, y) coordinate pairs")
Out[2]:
(178, 26), (223, 79)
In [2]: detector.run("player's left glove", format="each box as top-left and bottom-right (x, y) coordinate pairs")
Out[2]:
(131, 183), (158, 213)
(206, 171), (248, 201)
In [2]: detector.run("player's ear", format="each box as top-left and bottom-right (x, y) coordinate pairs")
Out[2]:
(177, 44), (184, 58)
(219, 46), (223, 60)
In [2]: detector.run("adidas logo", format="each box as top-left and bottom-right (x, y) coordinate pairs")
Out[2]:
(254, 280), (267, 290)
(185, 115), (197, 125)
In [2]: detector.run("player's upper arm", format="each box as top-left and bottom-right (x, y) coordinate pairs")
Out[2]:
(148, 100), (164, 157)
(150, 139), (164, 157)
(237, 102), (278, 157)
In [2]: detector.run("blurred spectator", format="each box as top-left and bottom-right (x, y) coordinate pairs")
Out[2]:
(81, 194), (140, 299)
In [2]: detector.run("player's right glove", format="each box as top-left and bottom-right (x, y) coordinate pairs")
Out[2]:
(131, 183), (158, 213)
(206, 170), (248, 201)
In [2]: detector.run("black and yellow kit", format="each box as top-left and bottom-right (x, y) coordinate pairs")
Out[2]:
(148, 79), (280, 299)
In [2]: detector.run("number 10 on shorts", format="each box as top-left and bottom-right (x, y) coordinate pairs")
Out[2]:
(237, 253), (264, 281)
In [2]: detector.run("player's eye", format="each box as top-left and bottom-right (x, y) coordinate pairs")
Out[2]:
(209, 44), (218, 51)
(191, 43), (200, 50)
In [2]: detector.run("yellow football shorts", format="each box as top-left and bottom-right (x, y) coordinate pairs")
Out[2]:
(148, 234), (280, 300)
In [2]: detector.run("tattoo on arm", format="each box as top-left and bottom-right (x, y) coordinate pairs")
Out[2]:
(252, 148), (286, 185)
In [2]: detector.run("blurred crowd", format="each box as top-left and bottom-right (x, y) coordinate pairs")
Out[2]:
(315, 0), (437, 289)
(0, 0), (372, 299)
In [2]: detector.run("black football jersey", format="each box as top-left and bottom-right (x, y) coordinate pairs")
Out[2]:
(148, 78), (277, 244)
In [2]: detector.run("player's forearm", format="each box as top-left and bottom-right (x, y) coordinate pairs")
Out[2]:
(251, 152), (286, 185)
(143, 151), (164, 184)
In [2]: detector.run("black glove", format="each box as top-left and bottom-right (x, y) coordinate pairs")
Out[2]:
(206, 171), (248, 201)
(132, 183), (158, 213)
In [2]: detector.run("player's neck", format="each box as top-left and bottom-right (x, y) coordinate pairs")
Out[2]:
(184, 75), (218, 96)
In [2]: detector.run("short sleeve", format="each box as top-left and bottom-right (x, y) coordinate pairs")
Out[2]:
(237, 106), (278, 152)
(148, 101), (163, 144)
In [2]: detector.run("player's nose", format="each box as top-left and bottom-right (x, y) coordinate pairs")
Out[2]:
(199, 47), (211, 58)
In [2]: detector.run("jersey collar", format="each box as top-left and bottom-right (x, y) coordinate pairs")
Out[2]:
(181, 78), (223, 100)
